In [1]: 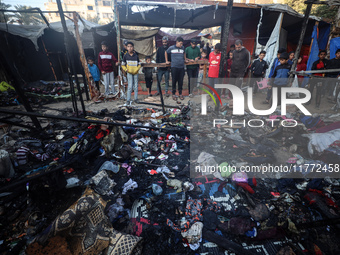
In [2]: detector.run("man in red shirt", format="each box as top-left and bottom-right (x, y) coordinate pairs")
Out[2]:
(307, 50), (328, 108)
(98, 41), (118, 96)
(208, 43), (222, 111)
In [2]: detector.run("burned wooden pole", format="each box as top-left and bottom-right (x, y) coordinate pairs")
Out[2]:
(290, 0), (316, 78)
(219, 0), (233, 78)
(73, 12), (93, 101)
(0, 108), (185, 132)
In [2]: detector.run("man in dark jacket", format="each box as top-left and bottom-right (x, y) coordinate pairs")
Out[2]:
(230, 39), (250, 88)
(307, 50), (328, 108)
(325, 49), (340, 100)
(155, 36), (170, 96)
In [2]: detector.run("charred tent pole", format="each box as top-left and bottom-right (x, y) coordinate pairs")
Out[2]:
(0, 108), (188, 131)
(137, 101), (181, 109)
(73, 12), (91, 101)
(56, 0), (86, 117)
(218, 0), (234, 78)
(289, 0), (316, 79)
(113, 0), (122, 98)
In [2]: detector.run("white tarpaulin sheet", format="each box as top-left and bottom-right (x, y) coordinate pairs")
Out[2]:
(264, 12), (283, 78)
(0, 23), (47, 50)
(0, 19), (98, 50)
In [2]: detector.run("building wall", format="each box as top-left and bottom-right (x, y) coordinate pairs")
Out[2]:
(44, 0), (114, 24)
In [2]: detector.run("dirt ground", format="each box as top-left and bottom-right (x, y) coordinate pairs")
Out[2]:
(1, 76), (338, 117)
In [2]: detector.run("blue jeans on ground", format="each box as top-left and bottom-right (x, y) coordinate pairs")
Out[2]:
(127, 73), (138, 102)
(157, 69), (169, 93)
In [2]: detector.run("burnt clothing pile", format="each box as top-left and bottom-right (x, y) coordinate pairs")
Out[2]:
(0, 104), (340, 255)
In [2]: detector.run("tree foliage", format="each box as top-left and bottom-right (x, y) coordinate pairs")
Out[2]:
(284, 0), (306, 14)
(13, 5), (44, 25)
(285, 0), (339, 22)
(0, 2), (12, 23)
(312, 5), (338, 22)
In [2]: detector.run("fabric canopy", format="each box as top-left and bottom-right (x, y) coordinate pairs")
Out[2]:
(0, 19), (99, 50)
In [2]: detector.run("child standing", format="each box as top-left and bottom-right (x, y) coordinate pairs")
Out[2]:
(208, 43), (221, 87)
(269, 52), (291, 106)
(208, 43), (222, 111)
(87, 56), (101, 91)
(98, 41), (118, 96)
(251, 50), (268, 94)
(122, 42), (141, 105)
(142, 56), (153, 96)
(198, 49), (208, 85)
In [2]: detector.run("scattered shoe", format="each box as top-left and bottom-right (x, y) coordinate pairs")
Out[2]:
(172, 95), (177, 101)
(188, 94), (193, 98)
(148, 93), (153, 97)
(180, 95), (184, 100)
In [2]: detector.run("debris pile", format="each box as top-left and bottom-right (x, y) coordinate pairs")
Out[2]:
(0, 103), (340, 255)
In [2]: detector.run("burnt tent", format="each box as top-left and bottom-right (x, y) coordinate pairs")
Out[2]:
(0, 19), (116, 83)
(115, 2), (330, 55)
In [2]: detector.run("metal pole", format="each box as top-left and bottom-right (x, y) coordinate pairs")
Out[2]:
(290, 0), (316, 78)
(219, 0), (234, 78)
(56, 0), (86, 116)
(56, 0), (79, 116)
(113, 0), (122, 98)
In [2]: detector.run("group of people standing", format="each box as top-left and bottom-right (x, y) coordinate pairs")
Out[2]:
(155, 37), (252, 101)
(86, 37), (340, 109)
(87, 40), (141, 106)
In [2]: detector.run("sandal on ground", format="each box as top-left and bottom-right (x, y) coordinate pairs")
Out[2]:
(172, 95), (177, 100)
(179, 95), (184, 100)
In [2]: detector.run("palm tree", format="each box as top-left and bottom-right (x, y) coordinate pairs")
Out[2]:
(0, 2), (12, 23)
(13, 5), (44, 25)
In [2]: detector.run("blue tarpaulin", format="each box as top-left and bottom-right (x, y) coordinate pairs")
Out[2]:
(330, 37), (340, 59)
(302, 25), (319, 87)
(318, 25), (330, 50)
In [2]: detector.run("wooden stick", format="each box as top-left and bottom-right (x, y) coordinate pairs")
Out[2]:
(73, 12), (97, 101)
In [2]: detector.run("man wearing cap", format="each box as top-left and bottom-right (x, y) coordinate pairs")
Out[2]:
(185, 38), (201, 97)
(155, 36), (170, 96)
(120, 40), (128, 61)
